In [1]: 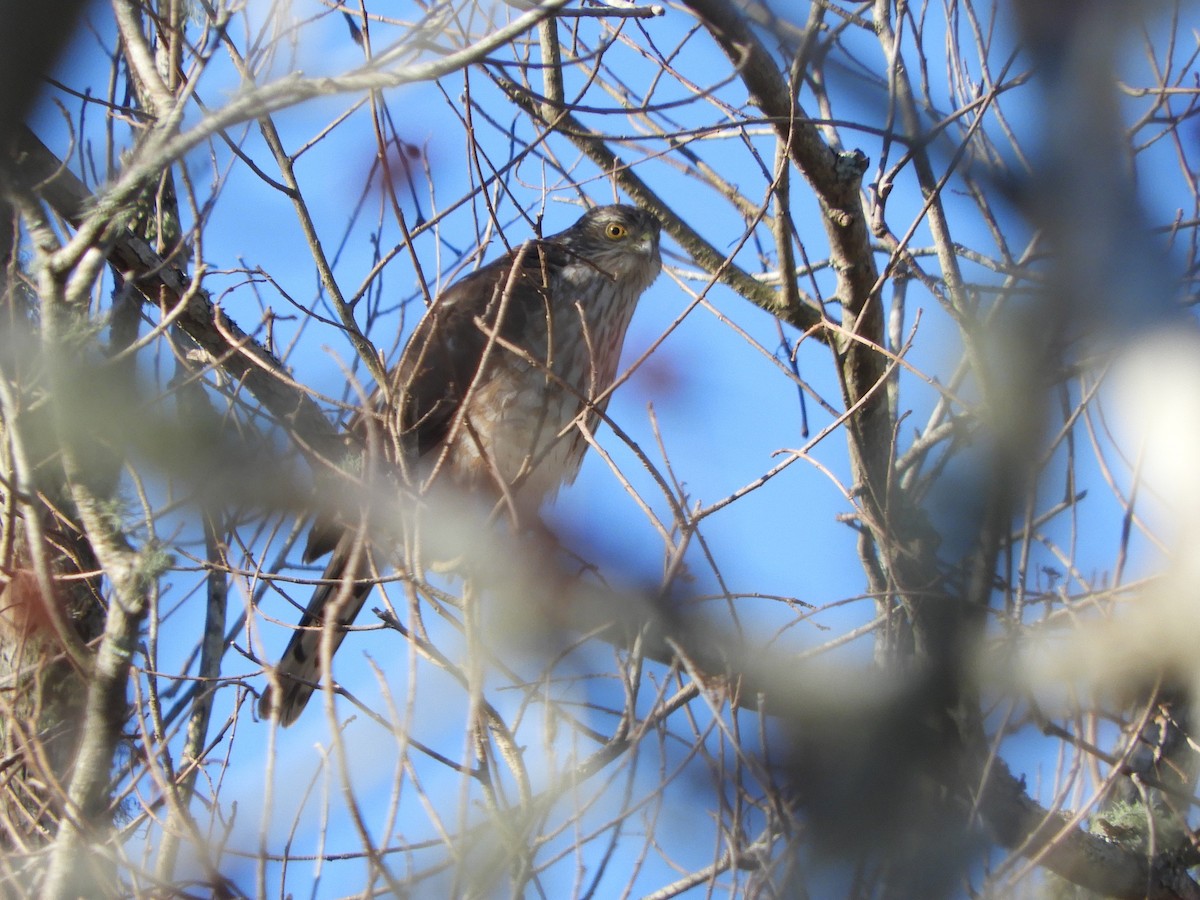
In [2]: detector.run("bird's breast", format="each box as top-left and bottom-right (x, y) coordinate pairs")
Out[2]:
(442, 268), (642, 505)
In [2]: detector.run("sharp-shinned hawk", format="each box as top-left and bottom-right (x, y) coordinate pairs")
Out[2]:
(262, 204), (663, 725)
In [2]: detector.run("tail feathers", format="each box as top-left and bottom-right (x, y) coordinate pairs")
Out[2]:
(260, 538), (373, 726)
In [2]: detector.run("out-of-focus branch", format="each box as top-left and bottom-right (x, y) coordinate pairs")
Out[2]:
(17, 182), (151, 900)
(493, 532), (1200, 898)
(0, 0), (91, 142)
(6, 126), (340, 461)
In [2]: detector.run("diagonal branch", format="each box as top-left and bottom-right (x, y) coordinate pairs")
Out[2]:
(6, 126), (340, 461)
(680, 0), (890, 503)
(493, 70), (818, 329)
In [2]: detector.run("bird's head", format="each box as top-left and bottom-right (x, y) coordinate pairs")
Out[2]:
(565, 204), (663, 291)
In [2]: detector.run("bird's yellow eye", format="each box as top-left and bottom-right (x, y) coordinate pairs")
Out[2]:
(605, 222), (628, 240)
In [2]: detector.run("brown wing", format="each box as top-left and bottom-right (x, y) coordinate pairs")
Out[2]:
(302, 238), (564, 562)
(389, 238), (566, 454)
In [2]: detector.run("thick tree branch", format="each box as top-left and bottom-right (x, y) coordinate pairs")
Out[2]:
(681, 0), (889, 500)
(681, 0), (880, 316)
(492, 71), (818, 329)
(6, 127), (340, 460)
(978, 756), (1200, 899)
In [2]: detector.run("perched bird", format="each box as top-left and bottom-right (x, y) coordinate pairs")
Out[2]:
(261, 204), (663, 725)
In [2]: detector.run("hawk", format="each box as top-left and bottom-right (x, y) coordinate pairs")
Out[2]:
(262, 204), (663, 725)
